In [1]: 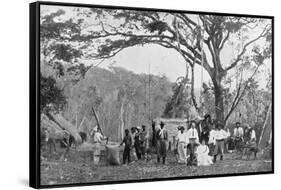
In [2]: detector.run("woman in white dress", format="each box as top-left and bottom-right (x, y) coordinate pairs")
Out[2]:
(176, 126), (188, 164)
(196, 139), (213, 166)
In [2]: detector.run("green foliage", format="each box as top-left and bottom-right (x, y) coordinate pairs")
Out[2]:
(163, 77), (192, 118)
(60, 66), (172, 141)
(40, 74), (67, 113)
(40, 9), (88, 81)
(49, 44), (83, 63)
(144, 21), (167, 34)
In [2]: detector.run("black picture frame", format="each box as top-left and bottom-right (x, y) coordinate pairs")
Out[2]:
(30, 1), (274, 189)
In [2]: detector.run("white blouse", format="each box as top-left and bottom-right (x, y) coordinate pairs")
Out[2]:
(176, 132), (188, 143)
(186, 128), (199, 142)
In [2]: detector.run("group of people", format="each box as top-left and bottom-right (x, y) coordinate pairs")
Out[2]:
(119, 113), (258, 167)
(120, 125), (150, 164)
(174, 114), (257, 166)
(42, 113), (257, 166)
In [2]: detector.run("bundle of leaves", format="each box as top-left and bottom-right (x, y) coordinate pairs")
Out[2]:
(40, 74), (67, 113)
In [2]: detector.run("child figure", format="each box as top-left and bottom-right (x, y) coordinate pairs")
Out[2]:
(196, 139), (213, 166)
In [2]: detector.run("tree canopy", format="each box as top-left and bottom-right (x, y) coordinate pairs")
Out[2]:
(40, 6), (272, 129)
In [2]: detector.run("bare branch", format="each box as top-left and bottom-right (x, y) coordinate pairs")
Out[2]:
(224, 64), (262, 123)
(176, 14), (196, 30)
(225, 25), (270, 71)
(181, 14), (198, 27)
(219, 30), (230, 50)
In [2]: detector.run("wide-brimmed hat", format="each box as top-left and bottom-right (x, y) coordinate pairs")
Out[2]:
(189, 120), (197, 124)
(136, 126), (141, 130)
(178, 126), (185, 130)
(204, 114), (211, 119)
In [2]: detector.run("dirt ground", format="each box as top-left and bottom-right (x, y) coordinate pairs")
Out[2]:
(40, 149), (272, 186)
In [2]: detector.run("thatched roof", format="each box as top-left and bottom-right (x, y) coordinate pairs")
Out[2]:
(41, 113), (82, 142)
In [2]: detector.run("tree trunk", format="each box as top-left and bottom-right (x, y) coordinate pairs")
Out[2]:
(258, 103), (271, 146)
(191, 64), (199, 112)
(213, 78), (225, 125)
(119, 100), (125, 141)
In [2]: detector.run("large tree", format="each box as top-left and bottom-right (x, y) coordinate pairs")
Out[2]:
(72, 9), (271, 123)
(40, 8), (272, 124)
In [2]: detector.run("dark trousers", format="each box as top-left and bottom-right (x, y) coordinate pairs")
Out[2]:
(234, 137), (243, 153)
(187, 140), (197, 164)
(157, 156), (166, 164)
(201, 133), (209, 144)
(135, 144), (141, 160)
(123, 147), (131, 164)
(208, 143), (215, 156)
(157, 140), (167, 164)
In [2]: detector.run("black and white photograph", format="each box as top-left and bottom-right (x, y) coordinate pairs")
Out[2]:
(33, 1), (273, 188)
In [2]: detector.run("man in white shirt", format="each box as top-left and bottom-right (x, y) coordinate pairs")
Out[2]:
(250, 128), (256, 142)
(213, 123), (228, 162)
(233, 122), (244, 138)
(90, 127), (107, 165)
(186, 120), (199, 165)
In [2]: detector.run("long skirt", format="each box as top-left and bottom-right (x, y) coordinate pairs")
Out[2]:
(157, 139), (167, 158)
(214, 140), (224, 156)
(177, 142), (187, 163)
(131, 147), (138, 161)
(197, 153), (213, 166)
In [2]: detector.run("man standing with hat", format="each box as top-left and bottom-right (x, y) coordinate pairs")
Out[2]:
(140, 125), (149, 160)
(233, 122), (244, 151)
(213, 122), (228, 162)
(90, 127), (107, 165)
(134, 126), (142, 160)
(186, 120), (199, 165)
(156, 121), (168, 164)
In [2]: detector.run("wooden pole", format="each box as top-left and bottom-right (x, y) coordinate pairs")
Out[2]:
(91, 107), (104, 136)
(75, 113), (78, 129)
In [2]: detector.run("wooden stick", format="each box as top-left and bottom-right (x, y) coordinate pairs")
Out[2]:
(92, 107), (104, 136)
